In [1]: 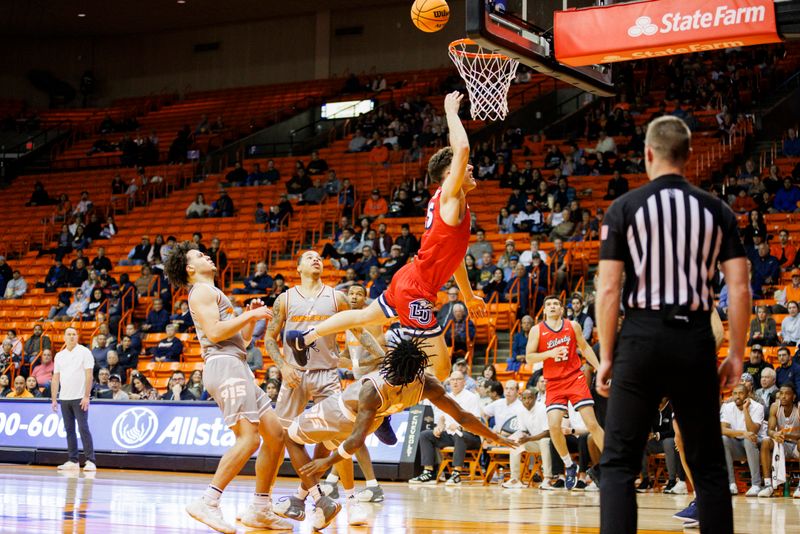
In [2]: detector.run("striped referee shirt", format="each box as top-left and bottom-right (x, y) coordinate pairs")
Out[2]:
(599, 174), (745, 312)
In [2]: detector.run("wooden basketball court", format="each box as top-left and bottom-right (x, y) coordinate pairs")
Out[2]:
(0, 465), (794, 533)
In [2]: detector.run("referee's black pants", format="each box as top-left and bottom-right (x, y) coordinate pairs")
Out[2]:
(599, 310), (732, 534)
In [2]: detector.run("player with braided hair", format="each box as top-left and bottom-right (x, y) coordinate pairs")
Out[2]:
(281, 334), (515, 529)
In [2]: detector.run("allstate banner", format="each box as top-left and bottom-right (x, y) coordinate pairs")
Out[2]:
(554, 0), (782, 67)
(0, 400), (409, 463)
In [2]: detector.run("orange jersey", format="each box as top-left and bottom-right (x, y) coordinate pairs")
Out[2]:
(537, 319), (582, 382)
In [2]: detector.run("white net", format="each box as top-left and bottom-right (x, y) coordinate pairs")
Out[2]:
(448, 39), (519, 122)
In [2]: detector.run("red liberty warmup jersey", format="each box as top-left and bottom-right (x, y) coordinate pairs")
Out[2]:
(538, 319), (582, 381)
(415, 188), (471, 292)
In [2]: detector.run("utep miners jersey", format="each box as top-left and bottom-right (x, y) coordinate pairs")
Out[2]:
(415, 188), (471, 292)
(341, 370), (425, 418)
(283, 285), (340, 370)
(537, 319), (582, 381)
(188, 282), (247, 361)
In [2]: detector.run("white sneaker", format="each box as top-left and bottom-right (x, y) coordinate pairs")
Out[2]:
(670, 480), (688, 495)
(757, 486), (774, 498)
(240, 504), (293, 530)
(346, 498), (370, 526)
(501, 479), (525, 489)
(745, 485), (761, 497)
(585, 481), (600, 492)
(793, 485), (800, 499)
(83, 461), (97, 471)
(729, 483), (739, 495)
(57, 461), (79, 471)
(186, 498), (236, 534)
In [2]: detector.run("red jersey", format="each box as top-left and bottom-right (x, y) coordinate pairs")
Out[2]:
(537, 319), (582, 382)
(414, 188), (471, 292)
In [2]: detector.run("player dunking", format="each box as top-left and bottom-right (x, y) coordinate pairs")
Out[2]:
(285, 91), (486, 381)
(284, 336), (516, 529)
(321, 284), (388, 503)
(265, 250), (383, 525)
(164, 242), (290, 533)
(527, 295), (604, 490)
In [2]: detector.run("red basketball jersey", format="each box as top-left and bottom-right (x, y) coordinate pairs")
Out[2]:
(414, 188), (471, 292)
(537, 319), (582, 381)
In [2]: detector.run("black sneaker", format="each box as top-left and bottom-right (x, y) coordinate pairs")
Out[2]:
(663, 479), (677, 493)
(445, 471), (462, 486)
(409, 470), (437, 485)
(374, 416), (397, 445)
(285, 330), (312, 366)
(551, 479), (566, 489)
(574, 480), (587, 491)
(587, 465), (601, 485)
(636, 478), (652, 493)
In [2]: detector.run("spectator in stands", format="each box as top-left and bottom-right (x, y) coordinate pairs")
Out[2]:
(105, 351), (126, 384)
(0, 375), (8, 397)
(186, 193), (212, 218)
(92, 368), (111, 398)
(467, 229), (493, 260)
(23, 324), (50, 363)
(784, 128), (800, 157)
(755, 367), (778, 408)
(169, 300), (194, 333)
(6, 375), (32, 399)
(208, 237), (227, 273)
(299, 178), (327, 205)
(483, 380), (525, 433)
(128, 372), (158, 401)
(731, 188), (758, 214)
(67, 258), (89, 288)
(347, 129), (367, 152)
(47, 289), (83, 321)
(75, 191), (93, 216)
(254, 202), (268, 224)
(772, 178), (800, 214)
(752, 242), (781, 295)
(143, 298), (169, 333)
(335, 268), (359, 292)
(161, 371), (195, 401)
(26, 181), (52, 207)
(99, 215), (118, 239)
(150, 324), (183, 363)
(120, 236), (152, 266)
(508, 315), (534, 373)
(444, 304), (475, 359)
(322, 170), (341, 198)
(748, 306), (779, 346)
(187, 369), (206, 400)
(245, 163), (266, 186)
(97, 373), (128, 400)
(638, 398), (683, 492)
(776, 346), (800, 394)
(594, 131), (617, 156)
(379, 245), (406, 282)
(363, 189), (389, 220)
(721, 384), (765, 496)
(570, 295), (593, 341)
(234, 262), (272, 295)
(780, 302), (800, 347)
(41, 258), (68, 293)
(758, 383), (800, 497)
(210, 188), (235, 217)
(606, 170), (629, 200)
(483, 268), (508, 304)
(117, 334), (140, 371)
(744, 345), (773, 385)
(285, 167), (312, 199)
(503, 387), (552, 489)
(322, 227), (359, 269)
(551, 238), (571, 292)
(263, 378), (280, 408)
(364, 266), (386, 299)
(0, 339), (14, 375)
(497, 207), (515, 234)
(549, 208), (576, 241)
(336, 178), (355, 218)
(410, 370), (482, 486)
(3, 270), (26, 299)
(352, 245), (378, 280)
(477, 252), (497, 288)
(770, 229), (797, 271)
(262, 159), (280, 184)
(90, 247), (112, 273)
(246, 340), (263, 372)
(81, 288), (106, 321)
(90, 334), (111, 370)
(134, 265), (155, 297)
(31, 349), (54, 387)
(306, 150), (329, 175)
(437, 288), (463, 326)
(394, 223), (419, 257)
(777, 270), (800, 311)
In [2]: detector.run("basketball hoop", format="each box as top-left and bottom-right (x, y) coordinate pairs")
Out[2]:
(448, 38), (519, 122)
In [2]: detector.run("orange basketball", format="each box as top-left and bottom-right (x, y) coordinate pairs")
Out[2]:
(411, 0), (450, 33)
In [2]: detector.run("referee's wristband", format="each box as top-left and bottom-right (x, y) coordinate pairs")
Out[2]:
(337, 444), (352, 459)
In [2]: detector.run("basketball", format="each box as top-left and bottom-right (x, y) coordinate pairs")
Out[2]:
(410, 0), (450, 33)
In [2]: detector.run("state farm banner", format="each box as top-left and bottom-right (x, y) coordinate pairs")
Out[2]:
(554, 0), (782, 67)
(0, 399), (409, 463)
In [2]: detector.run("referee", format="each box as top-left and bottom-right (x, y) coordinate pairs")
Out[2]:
(595, 116), (749, 534)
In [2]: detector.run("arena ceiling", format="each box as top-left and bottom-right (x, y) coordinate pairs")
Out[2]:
(3, 0), (408, 37)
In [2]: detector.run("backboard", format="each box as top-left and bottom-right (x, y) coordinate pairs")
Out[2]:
(465, 0), (616, 96)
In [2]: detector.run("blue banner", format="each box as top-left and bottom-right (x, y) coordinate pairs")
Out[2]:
(0, 399), (409, 463)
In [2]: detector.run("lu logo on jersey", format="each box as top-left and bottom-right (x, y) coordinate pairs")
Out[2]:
(408, 299), (433, 326)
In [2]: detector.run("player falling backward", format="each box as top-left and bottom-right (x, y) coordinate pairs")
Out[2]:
(283, 335), (516, 529)
(163, 242), (291, 534)
(286, 91), (486, 382)
(527, 295), (605, 490)
(264, 250), (390, 526)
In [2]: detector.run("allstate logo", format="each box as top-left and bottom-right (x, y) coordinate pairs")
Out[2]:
(628, 16), (658, 37)
(111, 407), (159, 449)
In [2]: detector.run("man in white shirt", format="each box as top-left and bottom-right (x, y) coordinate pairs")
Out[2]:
(50, 327), (96, 471)
(518, 238), (549, 267)
(411, 371), (483, 486)
(502, 388), (551, 489)
(3, 270), (27, 299)
(781, 301), (800, 345)
(721, 384), (765, 496)
(483, 380), (525, 433)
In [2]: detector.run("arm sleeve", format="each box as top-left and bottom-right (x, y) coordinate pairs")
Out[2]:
(83, 349), (95, 370)
(599, 200), (627, 261)
(716, 203), (746, 263)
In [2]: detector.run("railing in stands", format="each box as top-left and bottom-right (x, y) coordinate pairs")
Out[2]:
(484, 333), (498, 368)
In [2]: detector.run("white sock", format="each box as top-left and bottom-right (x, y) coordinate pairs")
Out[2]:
(309, 484), (322, 502)
(253, 493), (270, 508)
(326, 473), (340, 484)
(345, 489), (355, 500)
(305, 329), (320, 344)
(561, 455), (574, 468)
(203, 485), (223, 506)
(365, 479), (379, 488)
(295, 485), (309, 500)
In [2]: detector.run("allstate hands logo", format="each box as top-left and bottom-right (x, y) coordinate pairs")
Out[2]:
(111, 407), (159, 449)
(628, 16), (658, 37)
